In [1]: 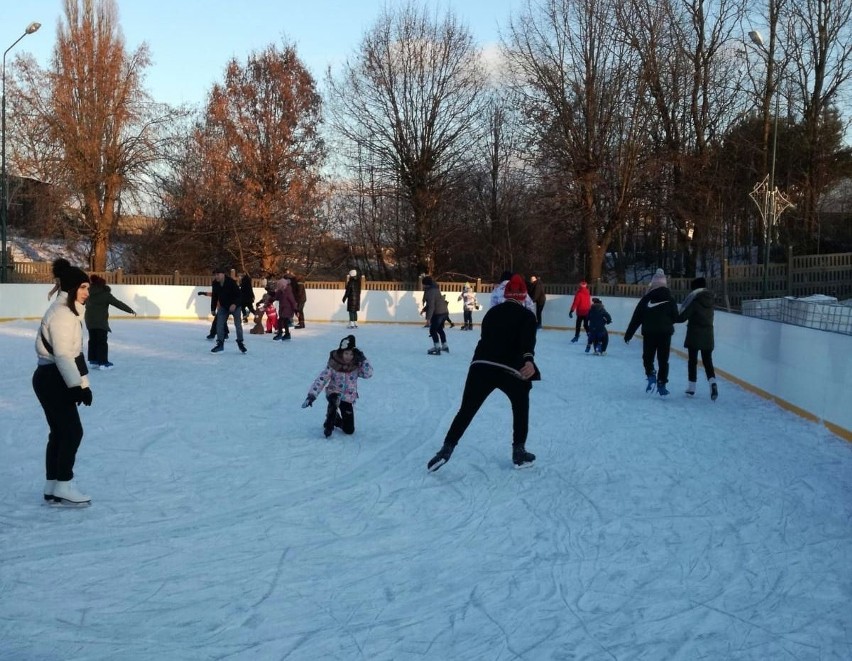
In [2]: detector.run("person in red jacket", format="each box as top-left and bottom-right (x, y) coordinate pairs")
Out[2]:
(569, 281), (592, 343)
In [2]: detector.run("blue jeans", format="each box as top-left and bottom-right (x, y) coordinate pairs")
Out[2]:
(216, 306), (244, 343)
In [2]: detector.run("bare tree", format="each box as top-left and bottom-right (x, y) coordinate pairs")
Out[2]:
(11, 0), (174, 270)
(326, 1), (488, 275)
(786, 0), (852, 245)
(505, 0), (652, 282)
(160, 42), (326, 276)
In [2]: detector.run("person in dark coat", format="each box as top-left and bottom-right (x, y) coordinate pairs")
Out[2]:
(198, 272), (229, 341)
(421, 276), (450, 354)
(585, 297), (612, 355)
(624, 269), (679, 396)
(427, 274), (540, 472)
(342, 270), (361, 328)
(273, 277), (298, 340)
(528, 274), (546, 329)
(84, 275), (135, 369)
(289, 274), (307, 328)
(678, 277), (718, 400)
(239, 273), (255, 323)
(211, 267), (246, 353)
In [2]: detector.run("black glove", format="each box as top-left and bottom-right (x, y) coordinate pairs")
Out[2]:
(69, 386), (93, 406)
(352, 349), (365, 365)
(569, 311), (574, 318)
(302, 394), (316, 408)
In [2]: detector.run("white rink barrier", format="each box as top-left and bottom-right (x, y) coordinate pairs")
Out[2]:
(2, 283), (850, 441)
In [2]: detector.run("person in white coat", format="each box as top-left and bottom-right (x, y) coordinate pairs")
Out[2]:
(32, 260), (94, 506)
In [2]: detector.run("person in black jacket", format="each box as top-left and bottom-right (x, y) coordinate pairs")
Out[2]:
(427, 274), (540, 472)
(585, 297), (612, 355)
(211, 267), (246, 353)
(528, 274), (546, 329)
(342, 270), (361, 328)
(198, 272), (229, 341)
(239, 273), (255, 323)
(678, 277), (718, 400)
(624, 269), (679, 396)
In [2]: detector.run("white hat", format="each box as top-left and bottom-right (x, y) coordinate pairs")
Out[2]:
(649, 268), (667, 290)
(348, 269), (357, 278)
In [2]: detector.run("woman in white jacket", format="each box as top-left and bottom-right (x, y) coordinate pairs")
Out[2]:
(33, 260), (93, 506)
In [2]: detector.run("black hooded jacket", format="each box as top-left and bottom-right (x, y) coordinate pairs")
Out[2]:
(624, 286), (678, 340)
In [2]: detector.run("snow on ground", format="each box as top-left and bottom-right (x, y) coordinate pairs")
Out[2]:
(0, 319), (850, 660)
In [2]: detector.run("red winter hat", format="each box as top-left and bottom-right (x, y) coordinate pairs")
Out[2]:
(504, 274), (527, 302)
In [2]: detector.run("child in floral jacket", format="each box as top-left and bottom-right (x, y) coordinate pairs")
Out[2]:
(302, 335), (373, 437)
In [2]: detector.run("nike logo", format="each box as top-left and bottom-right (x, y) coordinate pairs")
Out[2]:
(646, 301), (669, 308)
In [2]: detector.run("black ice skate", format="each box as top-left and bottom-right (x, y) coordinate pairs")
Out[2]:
(427, 443), (455, 472)
(512, 446), (536, 469)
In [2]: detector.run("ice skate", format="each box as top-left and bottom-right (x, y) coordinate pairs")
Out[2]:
(657, 382), (670, 397)
(211, 342), (224, 353)
(237, 340), (247, 354)
(51, 480), (91, 507)
(427, 443), (455, 472)
(512, 446), (536, 469)
(645, 373), (657, 393)
(711, 382), (719, 401)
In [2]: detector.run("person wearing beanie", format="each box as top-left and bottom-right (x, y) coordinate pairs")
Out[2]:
(490, 270), (537, 314)
(302, 334), (374, 437)
(624, 268), (679, 396)
(677, 277), (718, 400)
(33, 260), (93, 506)
(427, 273), (540, 472)
(422, 276), (450, 354)
(84, 274), (135, 369)
(568, 280), (592, 343)
(342, 270), (361, 328)
(648, 268), (668, 290)
(585, 297), (612, 355)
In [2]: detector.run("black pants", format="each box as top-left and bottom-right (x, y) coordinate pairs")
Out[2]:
(87, 328), (109, 364)
(642, 332), (672, 385)
(444, 365), (531, 448)
(429, 313), (448, 344)
(573, 314), (589, 338)
(32, 364), (84, 481)
(687, 347), (716, 382)
(588, 329), (609, 352)
(296, 304), (305, 327)
(463, 309), (472, 326)
(326, 394), (355, 434)
(535, 301), (545, 327)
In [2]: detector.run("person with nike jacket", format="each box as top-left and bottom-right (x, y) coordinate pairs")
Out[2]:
(624, 269), (679, 396)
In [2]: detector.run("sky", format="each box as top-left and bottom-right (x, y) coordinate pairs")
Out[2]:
(4, 0), (521, 108)
(0, 318), (850, 658)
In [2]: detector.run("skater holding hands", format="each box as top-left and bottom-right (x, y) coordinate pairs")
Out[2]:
(302, 335), (373, 437)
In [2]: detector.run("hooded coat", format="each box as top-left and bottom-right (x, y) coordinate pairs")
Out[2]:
(85, 282), (134, 332)
(678, 288), (715, 351)
(342, 276), (361, 312)
(624, 286), (679, 340)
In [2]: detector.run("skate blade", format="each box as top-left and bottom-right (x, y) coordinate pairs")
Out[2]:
(427, 457), (448, 472)
(50, 499), (91, 508)
(513, 461), (535, 470)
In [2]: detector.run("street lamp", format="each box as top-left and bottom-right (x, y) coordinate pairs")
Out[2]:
(748, 29), (781, 298)
(1, 21), (41, 284)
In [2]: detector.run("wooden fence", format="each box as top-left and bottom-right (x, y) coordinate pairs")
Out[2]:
(6, 251), (851, 309)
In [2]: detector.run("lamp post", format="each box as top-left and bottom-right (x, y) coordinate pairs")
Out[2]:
(748, 29), (780, 298)
(1, 21), (41, 284)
